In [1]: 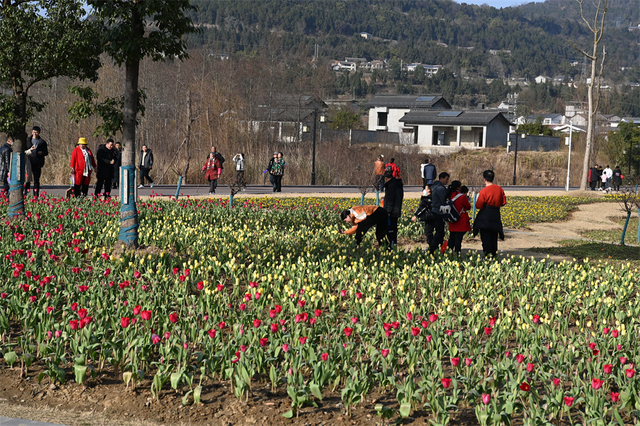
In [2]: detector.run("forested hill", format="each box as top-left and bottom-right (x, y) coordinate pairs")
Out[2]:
(186, 0), (639, 81)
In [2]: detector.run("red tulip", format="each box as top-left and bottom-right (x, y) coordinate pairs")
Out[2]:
(429, 314), (438, 323)
(133, 305), (141, 316)
(172, 267), (180, 275)
(134, 270), (141, 279)
(421, 320), (429, 328)
(593, 349), (600, 356)
(603, 327), (610, 335)
(270, 323), (279, 333)
(411, 327), (420, 337)
(604, 364), (613, 374)
(314, 309), (322, 317)
(626, 368), (635, 378)
(321, 353), (329, 362)
(208, 329), (216, 339)
(426, 335), (432, 342)
(505, 351), (511, 358)
(489, 316), (497, 327)
(351, 317), (358, 324)
(216, 284), (224, 291)
(484, 327), (492, 335)
(441, 378), (452, 388)
(445, 330), (453, 336)
(617, 344), (623, 351)
(526, 363), (535, 373)
(70, 302), (78, 311)
(532, 315), (540, 324)
(519, 382), (531, 392)
(244, 293), (251, 301)
(253, 319), (261, 328)
(140, 310), (152, 321)
(121, 317), (131, 328)
(46, 306), (53, 314)
(482, 393), (491, 404)
(268, 309), (276, 318)
(282, 344), (289, 352)
(196, 281), (204, 290)
(451, 357), (460, 367)
(169, 313), (178, 323)
(340, 290), (347, 297)
(78, 308), (87, 319)
(612, 330), (619, 338)
(564, 396), (575, 407)
(406, 312), (413, 321)
(611, 392), (620, 402)
(69, 319), (79, 330)
(152, 334), (161, 344)
(259, 338), (268, 347)
(298, 300), (306, 308)
(588, 342), (597, 350)
(355, 292), (362, 299)
(465, 358), (473, 366)
(516, 354), (525, 364)
(164, 331), (171, 339)
(592, 378), (604, 389)
(344, 327), (353, 337)
(218, 321), (225, 329)
(620, 357), (628, 365)
(552, 378), (561, 386)
(391, 321), (400, 329)
(299, 337), (307, 344)
(381, 349), (390, 358)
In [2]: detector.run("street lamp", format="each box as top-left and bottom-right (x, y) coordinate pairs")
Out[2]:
(512, 132), (526, 186)
(302, 111), (326, 185)
(565, 119), (573, 191)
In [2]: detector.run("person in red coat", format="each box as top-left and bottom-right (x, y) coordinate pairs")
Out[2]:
(447, 181), (472, 256)
(70, 138), (96, 197)
(203, 152), (221, 195)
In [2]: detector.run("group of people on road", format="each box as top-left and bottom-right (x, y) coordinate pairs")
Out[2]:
(70, 137), (122, 198)
(340, 156), (507, 258)
(1, 127), (52, 199)
(589, 164), (623, 192)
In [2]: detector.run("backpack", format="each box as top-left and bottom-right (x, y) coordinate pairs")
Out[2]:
(438, 193), (464, 223)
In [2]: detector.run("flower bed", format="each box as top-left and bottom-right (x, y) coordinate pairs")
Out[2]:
(1, 194), (637, 424)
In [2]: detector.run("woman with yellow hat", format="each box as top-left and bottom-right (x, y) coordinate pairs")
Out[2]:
(70, 138), (96, 197)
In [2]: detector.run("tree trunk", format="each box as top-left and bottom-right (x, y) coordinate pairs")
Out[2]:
(8, 80), (28, 219)
(580, 44), (598, 191)
(117, 8), (143, 249)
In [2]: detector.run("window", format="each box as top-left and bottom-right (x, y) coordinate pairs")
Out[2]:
(378, 112), (388, 126)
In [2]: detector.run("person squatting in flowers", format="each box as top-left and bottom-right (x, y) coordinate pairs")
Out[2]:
(338, 205), (389, 247)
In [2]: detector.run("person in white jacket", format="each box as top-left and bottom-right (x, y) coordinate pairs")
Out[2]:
(603, 165), (613, 190)
(232, 153), (246, 189)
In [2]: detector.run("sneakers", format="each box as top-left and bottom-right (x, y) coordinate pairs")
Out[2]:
(138, 184), (144, 188)
(150, 183), (154, 188)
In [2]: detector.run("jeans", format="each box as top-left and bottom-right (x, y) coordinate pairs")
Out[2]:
(427, 218), (445, 254)
(140, 167), (153, 185)
(387, 216), (398, 247)
(374, 175), (385, 192)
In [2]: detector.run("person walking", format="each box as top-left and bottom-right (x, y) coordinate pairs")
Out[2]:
(412, 185), (434, 242)
(473, 169), (507, 258)
(70, 138), (96, 197)
(374, 155), (385, 192)
(385, 158), (401, 179)
(383, 167), (403, 247)
(203, 151), (221, 194)
(24, 126), (49, 198)
(232, 153), (246, 189)
(137, 144), (154, 188)
(588, 164), (599, 191)
(338, 205), (388, 246)
(603, 165), (613, 190)
(271, 152), (285, 192)
(112, 141), (122, 189)
(210, 146), (225, 176)
(427, 172), (450, 255)
(612, 165), (622, 191)
(447, 182), (472, 256)
(94, 139), (116, 199)
(0, 136), (13, 194)
(267, 152), (277, 191)
(420, 158), (437, 188)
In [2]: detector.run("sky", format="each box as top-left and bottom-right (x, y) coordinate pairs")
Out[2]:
(455, 0), (543, 9)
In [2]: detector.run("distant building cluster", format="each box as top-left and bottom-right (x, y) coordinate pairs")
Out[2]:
(330, 57), (442, 76)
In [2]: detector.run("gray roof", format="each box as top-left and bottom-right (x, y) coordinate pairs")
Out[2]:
(366, 94), (451, 109)
(400, 110), (513, 126)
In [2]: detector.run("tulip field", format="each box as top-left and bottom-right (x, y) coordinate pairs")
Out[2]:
(1, 193), (639, 425)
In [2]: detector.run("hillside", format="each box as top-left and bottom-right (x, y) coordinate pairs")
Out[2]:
(187, 0), (639, 81)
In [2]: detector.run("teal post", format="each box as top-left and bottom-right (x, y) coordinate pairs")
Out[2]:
(8, 152), (25, 218)
(471, 193), (479, 222)
(175, 176), (183, 200)
(229, 194), (234, 208)
(360, 193), (365, 205)
(621, 211), (632, 246)
(376, 190), (380, 206)
(118, 165), (138, 245)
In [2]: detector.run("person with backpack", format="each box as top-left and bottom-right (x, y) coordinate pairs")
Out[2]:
(232, 153), (246, 189)
(427, 172), (450, 255)
(447, 181), (471, 256)
(385, 158), (401, 179)
(612, 166), (622, 191)
(411, 185), (434, 245)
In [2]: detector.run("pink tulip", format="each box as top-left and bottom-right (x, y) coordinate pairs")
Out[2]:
(482, 393), (490, 405)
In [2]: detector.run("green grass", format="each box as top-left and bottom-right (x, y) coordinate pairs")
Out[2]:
(531, 239), (640, 262)
(581, 216), (639, 244)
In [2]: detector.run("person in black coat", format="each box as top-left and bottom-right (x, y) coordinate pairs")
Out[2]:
(383, 169), (404, 247)
(612, 166), (622, 191)
(137, 144), (154, 188)
(24, 126), (48, 198)
(412, 186), (434, 245)
(112, 141), (122, 189)
(95, 139), (116, 199)
(0, 136), (13, 194)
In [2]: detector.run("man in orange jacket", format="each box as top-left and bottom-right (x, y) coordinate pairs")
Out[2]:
(339, 205), (388, 246)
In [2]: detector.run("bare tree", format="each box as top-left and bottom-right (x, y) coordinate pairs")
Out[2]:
(571, 0), (607, 190)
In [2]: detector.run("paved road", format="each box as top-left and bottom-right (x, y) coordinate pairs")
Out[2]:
(35, 184), (584, 198)
(0, 418), (64, 426)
